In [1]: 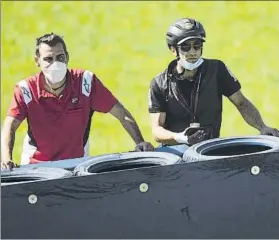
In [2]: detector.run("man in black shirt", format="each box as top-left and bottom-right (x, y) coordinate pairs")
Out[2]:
(149, 17), (279, 157)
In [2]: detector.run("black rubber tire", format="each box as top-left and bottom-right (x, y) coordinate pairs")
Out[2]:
(1, 166), (73, 186)
(74, 152), (182, 176)
(183, 135), (279, 163)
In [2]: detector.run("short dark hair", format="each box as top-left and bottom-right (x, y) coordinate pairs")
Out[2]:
(35, 32), (69, 57)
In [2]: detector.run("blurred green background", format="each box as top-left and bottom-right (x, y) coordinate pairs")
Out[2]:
(2, 1), (279, 165)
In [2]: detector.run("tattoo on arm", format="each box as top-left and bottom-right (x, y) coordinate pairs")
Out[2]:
(110, 102), (144, 144)
(8, 130), (16, 159)
(236, 99), (266, 130)
(121, 109), (144, 144)
(1, 117), (21, 161)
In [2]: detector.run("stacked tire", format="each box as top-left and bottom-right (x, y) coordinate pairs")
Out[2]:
(183, 135), (279, 162)
(1, 166), (73, 186)
(74, 152), (182, 176)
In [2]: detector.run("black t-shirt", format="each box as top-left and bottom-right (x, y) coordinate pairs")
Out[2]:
(177, 80), (194, 106)
(148, 59), (241, 113)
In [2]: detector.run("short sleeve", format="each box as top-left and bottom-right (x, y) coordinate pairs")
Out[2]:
(218, 61), (241, 97)
(90, 74), (118, 113)
(148, 78), (166, 113)
(7, 85), (28, 121)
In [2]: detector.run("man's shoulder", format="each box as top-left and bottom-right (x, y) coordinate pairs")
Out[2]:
(203, 58), (224, 66)
(12, 73), (40, 103)
(150, 69), (169, 92)
(69, 68), (99, 86)
(152, 69), (167, 83)
(204, 58), (235, 72)
(69, 68), (87, 79)
(203, 58), (236, 75)
(16, 72), (40, 88)
(151, 60), (176, 87)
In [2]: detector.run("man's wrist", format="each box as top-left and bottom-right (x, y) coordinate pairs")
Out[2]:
(258, 123), (267, 131)
(172, 132), (179, 142)
(135, 137), (145, 145)
(173, 132), (188, 144)
(1, 156), (13, 163)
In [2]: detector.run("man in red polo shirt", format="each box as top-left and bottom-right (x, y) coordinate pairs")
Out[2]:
(1, 33), (154, 170)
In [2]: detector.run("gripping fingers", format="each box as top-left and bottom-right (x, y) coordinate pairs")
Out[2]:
(193, 130), (204, 139)
(272, 129), (279, 137)
(199, 130), (206, 139)
(192, 130), (206, 143)
(1, 162), (10, 170)
(1, 161), (16, 170)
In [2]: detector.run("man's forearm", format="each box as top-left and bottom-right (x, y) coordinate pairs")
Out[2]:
(152, 126), (177, 145)
(120, 110), (145, 144)
(236, 99), (266, 131)
(1, 128), (15, 161)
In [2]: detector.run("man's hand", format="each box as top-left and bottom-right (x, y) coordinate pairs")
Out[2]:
(174, 130), (206, 145)
(187, 130), (206, 145)
(1, 159), (17, 170)
(174, 131), (189, 144)
(135, 141), (154, 151)
(2, 116), (22, 170)
(110, 102), (154, 149)
(260, 126), (279, 137)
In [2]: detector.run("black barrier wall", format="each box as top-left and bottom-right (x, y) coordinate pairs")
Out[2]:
(2, 152), (279, 239)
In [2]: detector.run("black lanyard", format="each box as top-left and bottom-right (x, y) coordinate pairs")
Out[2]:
(170, 72), (202, 122)
(192, 73), (202, 122)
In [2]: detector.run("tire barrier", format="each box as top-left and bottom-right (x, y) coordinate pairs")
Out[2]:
(183, 135), (279, 163)
(1, 166), (73, 186)
(74, 151), (182, 176)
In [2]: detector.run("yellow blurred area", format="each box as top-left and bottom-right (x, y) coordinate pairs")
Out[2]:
(1, 1), (279, 164)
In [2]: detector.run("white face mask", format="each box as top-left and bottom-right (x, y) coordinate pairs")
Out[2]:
(43, 61), (67, 84)
(180, 57), (204, 71)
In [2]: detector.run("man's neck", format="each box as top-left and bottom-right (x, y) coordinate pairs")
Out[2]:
(176, 64), (197, 80)
(44, 77), (67, 96)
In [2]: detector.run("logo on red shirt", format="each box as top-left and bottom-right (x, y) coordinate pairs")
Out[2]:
(71, 97), (79, 104)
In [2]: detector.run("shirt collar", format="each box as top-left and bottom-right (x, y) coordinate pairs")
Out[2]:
(37, 70), (73, 99)
(166, 59), (206, 81)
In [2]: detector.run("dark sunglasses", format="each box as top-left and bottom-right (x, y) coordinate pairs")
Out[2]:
(178, 41), (203, 52)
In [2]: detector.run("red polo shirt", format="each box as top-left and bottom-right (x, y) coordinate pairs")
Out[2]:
(7, 69), (118, 164)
